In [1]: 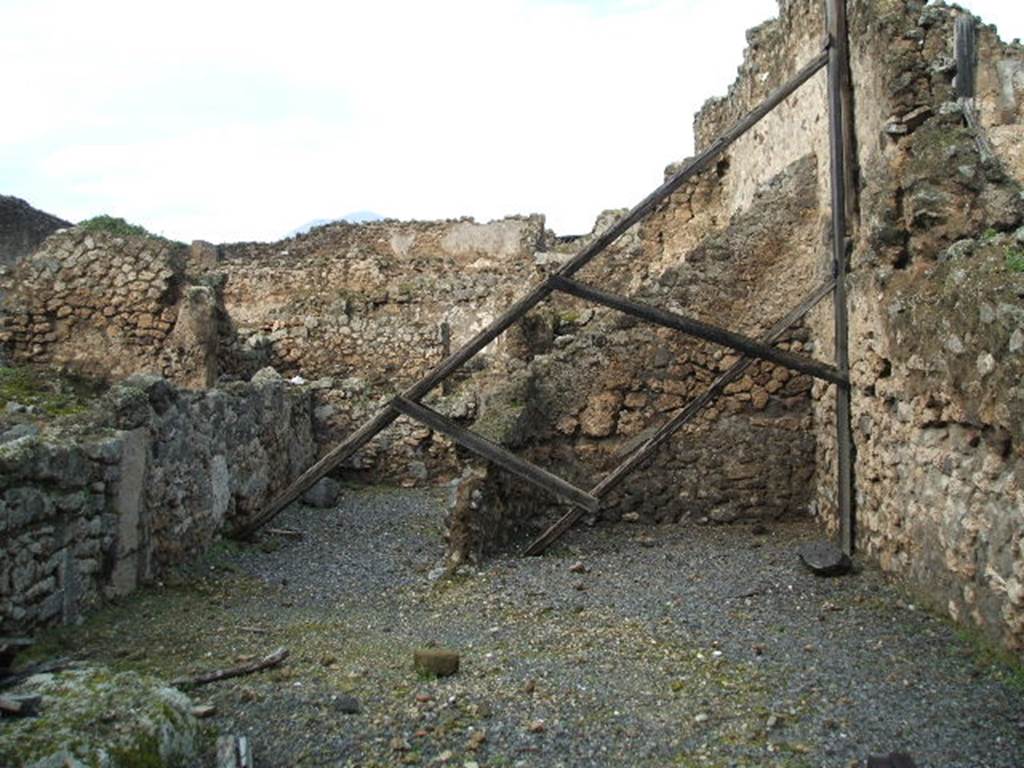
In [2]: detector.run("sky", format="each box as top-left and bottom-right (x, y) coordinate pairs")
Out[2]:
(2, 0), (1023, 243)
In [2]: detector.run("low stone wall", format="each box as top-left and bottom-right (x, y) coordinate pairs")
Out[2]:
(0, 374), (315, 634)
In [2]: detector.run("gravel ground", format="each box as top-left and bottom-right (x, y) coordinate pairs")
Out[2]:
(35, 486), (1024, 768)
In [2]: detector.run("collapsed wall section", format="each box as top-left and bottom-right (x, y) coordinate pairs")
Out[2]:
(449, 154), (825, 562)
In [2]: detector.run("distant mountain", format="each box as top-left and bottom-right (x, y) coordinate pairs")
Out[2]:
(0, 195), (71, 265)
(286, 210), (384, 238)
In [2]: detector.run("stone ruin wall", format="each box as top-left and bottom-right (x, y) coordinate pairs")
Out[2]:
(460, 0), (1024, 654)
(0, 201), (821, 521)
(687, 0), (1024, 650)
(0, 375), (314, 633)
(213, 216), (548, 485)
(0, 232), (219, 389)
(457, 153), (824, 559)
(1, 0), (1023, 653)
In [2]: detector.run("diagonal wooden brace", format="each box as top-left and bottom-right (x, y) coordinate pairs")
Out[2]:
(391, 396), (599, 513)
(231, 49), (830, 540)
(525, 278), (836, 556)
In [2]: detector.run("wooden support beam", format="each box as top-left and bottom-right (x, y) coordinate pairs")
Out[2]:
(954, 16), (996, 163)
(526, 279), (836, 556)
(399, 47), (830, 406)
(391, 397), (599, 513)
(234, 48), (830, 538)
(954, 15), (976, 100)
(553, 48), (829, 281)
(827, 0), (855, 556)
(552, 275), (847, 386)
(233, 406), (401, 539)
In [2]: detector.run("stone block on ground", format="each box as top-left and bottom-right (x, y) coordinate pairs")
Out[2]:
(413, 648), (460, 678)
(302, 477), (341, 508)
(797, 540), (852, 577)
(331, 693), (361, 714)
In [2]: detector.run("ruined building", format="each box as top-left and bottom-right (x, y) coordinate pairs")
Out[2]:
(1, 0), (1023, 656)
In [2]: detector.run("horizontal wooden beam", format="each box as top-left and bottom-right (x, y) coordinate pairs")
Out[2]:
(525, 278), (836, 556)
(391, 396), (599, 513)
(402, 49), (829, 404)
(551, 275), (847, 386)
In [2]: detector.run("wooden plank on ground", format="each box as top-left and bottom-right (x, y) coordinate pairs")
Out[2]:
(172, 647), (289, 689)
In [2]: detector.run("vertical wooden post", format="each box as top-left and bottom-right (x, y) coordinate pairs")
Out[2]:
(954, 15), (977, 100)
(440, 321), (452, 395)
(826, 0), (855, 556)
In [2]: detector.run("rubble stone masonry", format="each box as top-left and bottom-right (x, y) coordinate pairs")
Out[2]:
(1, 0), (1023, 652)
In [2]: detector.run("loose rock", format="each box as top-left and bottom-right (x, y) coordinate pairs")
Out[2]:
(413, 648), (460, 678)
(798, 540), (852, 577)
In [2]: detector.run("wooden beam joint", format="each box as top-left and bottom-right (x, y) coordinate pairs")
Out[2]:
(391, 396), (599, 513)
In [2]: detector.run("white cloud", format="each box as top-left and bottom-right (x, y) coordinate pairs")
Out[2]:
(2, 0), (1022, 242)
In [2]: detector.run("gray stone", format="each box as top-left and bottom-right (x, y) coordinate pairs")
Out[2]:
(251, 366), (283, 386)
(81, 437), (122, 465)
(0, 423), (39, 443)
(110, 429), (148, 597)
(798, 541), (852, 577)
(313, 404), (336, 423)
(938, 239), (975, 262)
(302, 477), (340, 508)
(0, 667), (198, 767)
(331, 694), (361, 714)
(209, 454), (231, 523)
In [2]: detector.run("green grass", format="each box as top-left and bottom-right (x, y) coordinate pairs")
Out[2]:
(0, 365), (105, 418)
(77, 215), (182, 245)
(1005, 245), (1024, 273)
(953, 624), (1024, 694)
(78, 215), (154, 238)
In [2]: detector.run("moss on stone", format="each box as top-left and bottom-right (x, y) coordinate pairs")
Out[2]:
(1006, 245), (1024, 273)
(472, 373), (533, 446)
(76, 216), (185, 248)
(0, 667), (198, 767)
(0, 365), (104, 418)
